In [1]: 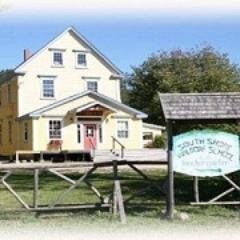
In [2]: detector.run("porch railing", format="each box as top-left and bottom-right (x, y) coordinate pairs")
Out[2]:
(111, 136), (125, 159)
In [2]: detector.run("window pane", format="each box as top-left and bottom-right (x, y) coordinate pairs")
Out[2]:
(42, 79), (54, 98)
(117, 121), (128, 138)
(77, 124), (81, 143)
(99, 125), (103, 143)
(87, 81), (98, 92)
(53, 52), (63, 65)
(77, 53), (86, 66)
(49, 120), (62, 139)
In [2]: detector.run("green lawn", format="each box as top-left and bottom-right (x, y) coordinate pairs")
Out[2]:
(0, 168), (239, 229)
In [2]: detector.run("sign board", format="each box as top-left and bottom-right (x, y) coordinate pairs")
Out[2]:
(173, 130), (239, 177)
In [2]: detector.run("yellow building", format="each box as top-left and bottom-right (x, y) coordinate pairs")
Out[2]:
(0, 27), (163, 158)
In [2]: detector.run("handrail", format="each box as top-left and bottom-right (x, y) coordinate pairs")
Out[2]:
(111, 136), (125, 159)
(89, 138), (96, 158)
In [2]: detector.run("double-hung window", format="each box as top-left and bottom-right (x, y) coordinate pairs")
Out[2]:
(76, 53), (87, 67)
(87, 81), (98, 92)
(49, 120), (62, 139)
(117, 121), (129, 138)
(41, 77), (55, 99)
(53, 51), (63, 66)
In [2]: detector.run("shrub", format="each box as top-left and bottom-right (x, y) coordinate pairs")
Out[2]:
(152, 134), (166, 149)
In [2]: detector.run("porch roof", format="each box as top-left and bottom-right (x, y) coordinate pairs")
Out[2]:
(70, 101), (117, 114)
(20, 91), (147, 119)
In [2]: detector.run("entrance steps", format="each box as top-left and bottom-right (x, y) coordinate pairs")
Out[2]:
(93, 149), (166, 162)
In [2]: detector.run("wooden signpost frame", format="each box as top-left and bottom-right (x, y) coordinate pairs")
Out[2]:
(166, 119), (240, 219)
(159, 93), (240, 220)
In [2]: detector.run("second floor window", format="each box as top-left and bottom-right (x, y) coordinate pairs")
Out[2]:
(53, 51), (63, 66)
(41, 78), (55, 98)
(87, 81), (98, 92)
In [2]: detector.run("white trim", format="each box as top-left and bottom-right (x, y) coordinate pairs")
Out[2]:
(72, 101), (116, 114)
(15, 27), (122, 75)
(86, 80), (98, 92)
(76, 118), (103, 149)
(75, 52), (88, 69)
(47, 118), (63, 141)
(52, 50), (64, 67)
(116, 120), (129, 139)
(39, 76), (56, 100)
(142, 122), (166, 130)
(24, 91), (147, 119)
(72, 49), (91, 53)
(48, 48), (66, 52)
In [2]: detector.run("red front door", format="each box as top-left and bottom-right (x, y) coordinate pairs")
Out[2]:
(84, 124), (97, 151)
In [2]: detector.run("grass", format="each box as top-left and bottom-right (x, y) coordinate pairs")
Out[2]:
(0, 168), (240, 229)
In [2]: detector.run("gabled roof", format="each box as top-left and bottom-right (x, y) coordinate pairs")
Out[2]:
(21, 91), (147, 119)
(159, 92), (240, 120)
(70, 102), (117, 114)
(15, 26), (122, 76)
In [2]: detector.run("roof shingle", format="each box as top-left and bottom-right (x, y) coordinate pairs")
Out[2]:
(159, 92), (240, 120)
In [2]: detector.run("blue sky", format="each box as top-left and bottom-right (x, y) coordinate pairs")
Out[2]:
(1, 1), (240, 73)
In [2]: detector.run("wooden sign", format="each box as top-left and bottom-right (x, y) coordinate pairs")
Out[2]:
(173, 130), (239, 177)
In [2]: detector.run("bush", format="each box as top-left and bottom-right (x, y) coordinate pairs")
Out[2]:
(152, 134), (166, 149)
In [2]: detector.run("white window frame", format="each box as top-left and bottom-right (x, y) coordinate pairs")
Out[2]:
(48, 119), (63, 140)
(75, 52), (87, 68)
(117, 120), (129, 139)
(52, 51), (64, 67)
(86, 81), (98, 92)
(40, 77), (56, 99)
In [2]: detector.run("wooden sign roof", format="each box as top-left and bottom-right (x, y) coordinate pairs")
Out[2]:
(159, 92), (240, 120)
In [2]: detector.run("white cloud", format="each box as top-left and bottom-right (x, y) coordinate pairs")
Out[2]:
(4, 0), (240, 17)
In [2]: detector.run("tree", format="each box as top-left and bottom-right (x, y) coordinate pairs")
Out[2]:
(0, 69), (15, 85)
(127, 46), (240, 129)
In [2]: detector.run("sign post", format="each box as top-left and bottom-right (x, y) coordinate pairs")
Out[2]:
(166, 121), (174, 219)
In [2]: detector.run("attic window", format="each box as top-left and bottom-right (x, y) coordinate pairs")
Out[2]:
(53, 51), (63, 66)
(76, 53), (87, 68)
